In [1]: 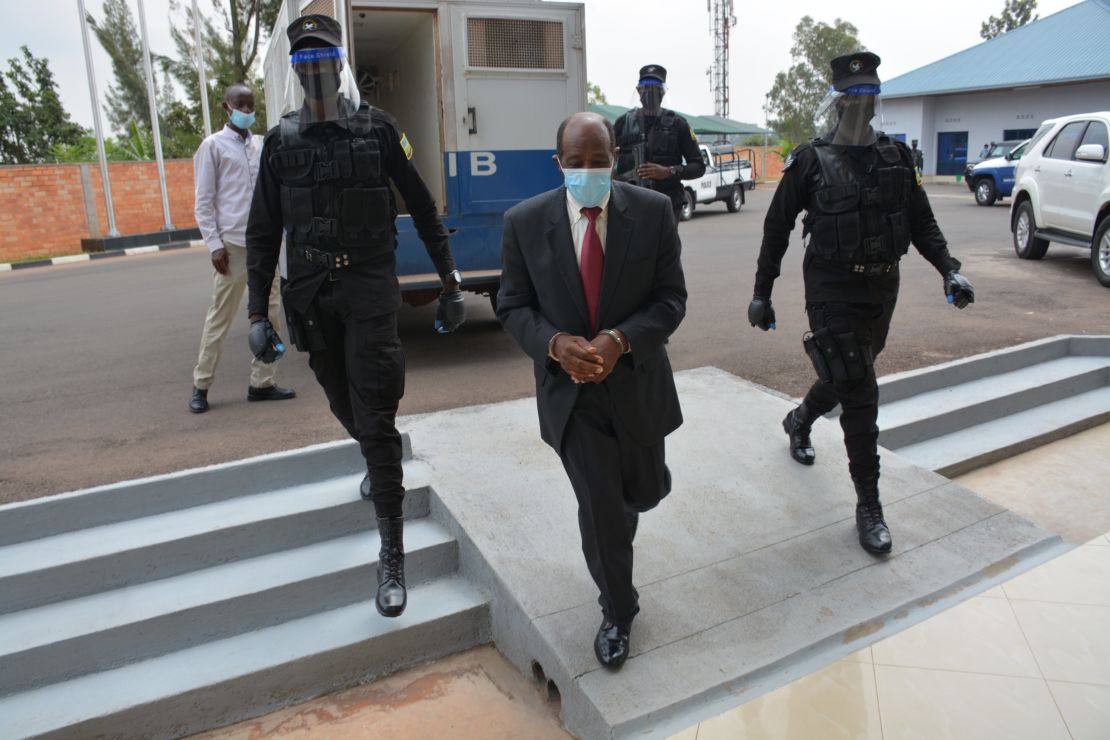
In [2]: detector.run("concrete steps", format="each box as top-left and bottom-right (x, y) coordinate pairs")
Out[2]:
(0, 434), (491, 738)
(869, 335), (1109, 475)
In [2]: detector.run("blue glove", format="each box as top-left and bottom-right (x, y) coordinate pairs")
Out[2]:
(435, 290), (466, 334)
(943, 271), (975, 309)
(747, 296), (777, 331)
(248, 318), (285, 363)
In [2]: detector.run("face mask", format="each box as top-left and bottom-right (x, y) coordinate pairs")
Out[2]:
(229, 108), (256, 130)
(561, 167), (612, 208)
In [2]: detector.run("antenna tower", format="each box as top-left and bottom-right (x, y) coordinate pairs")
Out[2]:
(707, 0), (736, 117)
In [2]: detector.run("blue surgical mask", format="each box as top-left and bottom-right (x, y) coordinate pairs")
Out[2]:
(229, 109), (256, 130)
(561, 167), (612, 207)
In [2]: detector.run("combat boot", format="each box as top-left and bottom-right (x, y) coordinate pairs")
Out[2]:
(853, 476), (892, 554)
(375, 516), (407, 617)
(782, 402), (817, 465)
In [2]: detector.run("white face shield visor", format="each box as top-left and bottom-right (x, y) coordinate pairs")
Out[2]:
(285, 46), (361, 124)
(632, 79), (667, 117)
(814, 84), (883, 146)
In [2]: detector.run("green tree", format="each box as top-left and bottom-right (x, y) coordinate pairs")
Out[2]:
(86, 0), (159, 134)
(763, 16), (863, 148)
(980, 0), (1038, 39)
(587, 81), (608, 105)
(165, 0), (282, 134)
(0, 47), (83, 164)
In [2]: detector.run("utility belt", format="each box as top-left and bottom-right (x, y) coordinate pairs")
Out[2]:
(848, 261), (898, 276)
(296, 244), (379, 276)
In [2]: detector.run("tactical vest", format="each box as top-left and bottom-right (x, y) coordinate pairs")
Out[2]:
(268, 106), (394, 257)
(803, 136), (914, 265)
(616, 109), (681, 183)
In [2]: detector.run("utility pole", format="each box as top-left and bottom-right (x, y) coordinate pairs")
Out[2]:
(136, 0), (174, 230)
(707, 0), (736, 118)
(77, 0), (119, 237)
(193, 0), (211, 137)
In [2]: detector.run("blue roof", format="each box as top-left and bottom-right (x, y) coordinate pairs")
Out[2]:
(883, 0), (1110, 98)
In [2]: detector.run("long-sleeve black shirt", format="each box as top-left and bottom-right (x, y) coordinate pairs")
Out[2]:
(754, 140), (960, 304)
(614, 110), (706, 195)
(246, 102), (456, 318)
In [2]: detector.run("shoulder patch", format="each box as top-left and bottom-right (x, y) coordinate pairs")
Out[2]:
(690, 127), (698, 141)
(783, 152), (797, 171)
(399, 133), (413, 160)
(915, 169), (923, 187)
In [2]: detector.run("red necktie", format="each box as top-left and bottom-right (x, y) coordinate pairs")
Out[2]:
(579, 206), (604, 336)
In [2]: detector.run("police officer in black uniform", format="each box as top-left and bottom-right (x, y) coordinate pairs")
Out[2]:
(245, 14), (466, 618)
(747, 52), (975, 555)
(614, 65), (705, 223)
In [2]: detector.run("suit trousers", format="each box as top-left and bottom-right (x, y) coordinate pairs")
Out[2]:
(307, 280), (406, 517)
(801, 301), (896, 481)
(559, 382), (671, 627)
(193, 242), (282, 390)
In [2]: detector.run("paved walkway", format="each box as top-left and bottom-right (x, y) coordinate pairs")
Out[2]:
(196, 424), (1110, 739)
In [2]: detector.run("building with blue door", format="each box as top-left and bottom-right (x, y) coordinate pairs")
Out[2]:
(880, 0), (1110, 176)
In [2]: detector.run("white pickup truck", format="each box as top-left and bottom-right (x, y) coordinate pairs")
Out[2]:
(681, 144), (753, 220)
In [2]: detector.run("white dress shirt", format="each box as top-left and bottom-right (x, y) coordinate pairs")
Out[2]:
(565, 188), (611, 266)
(193, 125), (262, 253)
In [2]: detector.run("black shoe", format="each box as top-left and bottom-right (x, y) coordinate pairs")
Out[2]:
(189, 387), (209, 414)
(625, 508), (640, 543)
(247, 384), (296, 402)
(782, 404), (816, 465)
(593, 620), (631, 669)
(360, 474), (372, 501)
(376, 516), (407, 618)
(853, 476), (892, 554)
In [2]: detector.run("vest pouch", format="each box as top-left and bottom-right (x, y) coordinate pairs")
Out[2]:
(811, 184), (861, 260)
(280, 186), (317, 243)
(887, 211), (912, 256)
(337, 187), (392, 251)
(350, 139), (382, 181)
(318, 141), (354, 182)
(270, 149), (316, 186)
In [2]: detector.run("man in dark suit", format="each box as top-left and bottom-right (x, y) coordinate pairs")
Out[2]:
(497, 111), (687, 669)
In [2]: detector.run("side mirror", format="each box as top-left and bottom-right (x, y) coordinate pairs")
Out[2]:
(1075, 143), (1107, 162)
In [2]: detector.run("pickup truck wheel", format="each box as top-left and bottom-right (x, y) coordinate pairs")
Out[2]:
(974, 178), (997, 206)
(726, 185), (742, 213)
(1013, 201), (1049, 260)
(680, 190), (695, 221)
(1093, 217), (1110, 288)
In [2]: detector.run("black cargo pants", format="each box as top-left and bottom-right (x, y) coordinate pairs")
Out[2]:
(308, 280), (406, 517)
(800, 301), (896, 481)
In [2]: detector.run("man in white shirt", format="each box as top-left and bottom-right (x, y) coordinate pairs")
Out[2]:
(190, 83), (295, 413)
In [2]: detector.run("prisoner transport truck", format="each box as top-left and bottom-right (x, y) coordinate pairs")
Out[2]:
(264, 0), (587, 307)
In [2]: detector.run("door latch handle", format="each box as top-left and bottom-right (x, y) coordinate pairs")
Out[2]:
(467, 107), (478, 135)
(1033, 166), (1041, 173)
(1064, 170), (1073, 177)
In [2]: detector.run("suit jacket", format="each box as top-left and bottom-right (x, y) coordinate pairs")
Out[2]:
(496, 181), (687, 450)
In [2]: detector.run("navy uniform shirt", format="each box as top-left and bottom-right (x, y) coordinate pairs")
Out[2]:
(754, 139), (960, 304)
(246, 100), (456, 318)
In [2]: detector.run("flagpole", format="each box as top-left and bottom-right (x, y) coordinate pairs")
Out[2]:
(136, 0), (174, 230)
(192, 0), (211, 137)
(77, 0), (119, 237)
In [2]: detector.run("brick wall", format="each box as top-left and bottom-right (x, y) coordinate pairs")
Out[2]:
(0, 160), (197, 263)
(737, 146), (787, 183)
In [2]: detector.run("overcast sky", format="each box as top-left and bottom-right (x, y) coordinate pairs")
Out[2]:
(2, 0), (1083, 132)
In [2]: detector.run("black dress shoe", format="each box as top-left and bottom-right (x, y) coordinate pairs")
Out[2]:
(360, 474), (372, 501)
(782, 403), (816, 465)
(247, 384), (296, 402)
(189, 387), (209, 414)
(594, 620), (631, 669)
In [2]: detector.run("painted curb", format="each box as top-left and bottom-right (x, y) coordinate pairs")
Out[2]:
(1, 241), (203, 272)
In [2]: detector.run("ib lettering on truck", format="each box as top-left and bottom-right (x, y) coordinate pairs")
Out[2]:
(264, 0), (587, 308)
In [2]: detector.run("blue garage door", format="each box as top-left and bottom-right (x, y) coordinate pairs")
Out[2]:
(936, 131), (968, 175)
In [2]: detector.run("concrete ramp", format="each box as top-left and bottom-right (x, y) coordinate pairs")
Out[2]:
(404, 367), (1066, 739)
(0, 367), (1065, 738)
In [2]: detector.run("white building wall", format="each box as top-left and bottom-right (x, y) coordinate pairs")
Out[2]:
(882, 79), (1110, 175)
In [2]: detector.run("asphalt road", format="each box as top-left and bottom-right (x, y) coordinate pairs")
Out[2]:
(2, 184), (1106, 503)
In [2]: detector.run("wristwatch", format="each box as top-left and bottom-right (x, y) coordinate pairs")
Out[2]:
(444, 269), (463, 287)
(669, 165), (679, 176)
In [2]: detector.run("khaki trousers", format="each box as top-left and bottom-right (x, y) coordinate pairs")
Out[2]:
(192, 242), (282, 390)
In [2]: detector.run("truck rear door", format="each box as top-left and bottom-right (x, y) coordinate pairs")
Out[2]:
(446, 2), (586, 214)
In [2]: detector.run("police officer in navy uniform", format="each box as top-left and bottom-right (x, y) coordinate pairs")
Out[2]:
(245, 14), (466, 618)
(747, 52), (975, 555)
(614, 65), (705, 222)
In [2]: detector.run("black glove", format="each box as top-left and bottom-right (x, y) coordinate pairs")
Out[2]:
(435, 290), (466, 334)
(747, 296), (777, 331)
(943, 271), (975, 309)
(248, 318), (286, 363)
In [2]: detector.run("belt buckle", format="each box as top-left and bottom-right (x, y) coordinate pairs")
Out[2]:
(327, 270), (339, 282)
